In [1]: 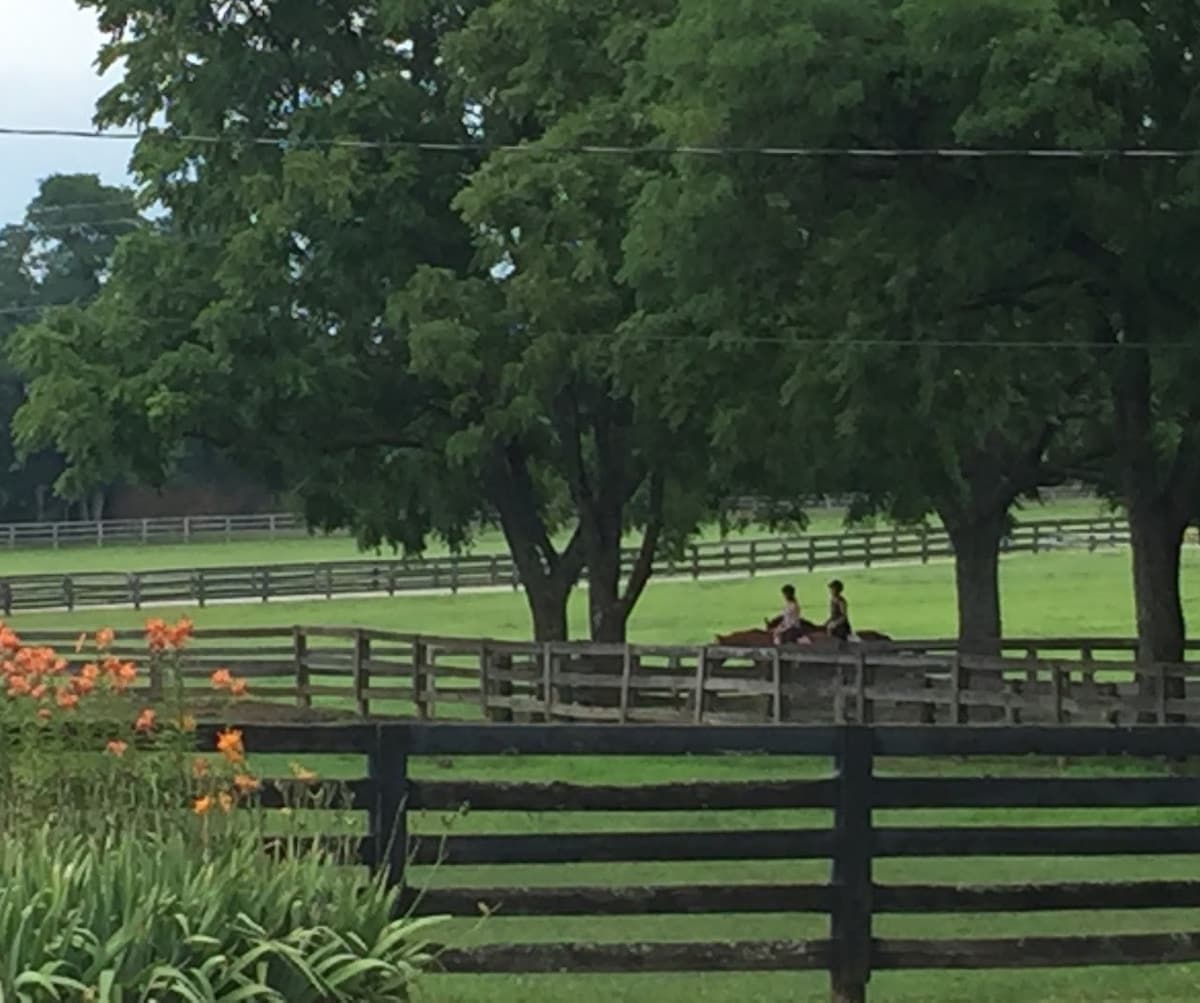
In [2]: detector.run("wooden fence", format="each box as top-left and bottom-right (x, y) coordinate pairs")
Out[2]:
(0, 517), (1134, 614)
(194, 721), (1200, 1001)
(18, 626), (1200, 726)
(3, 489), (1101, 550)
(0, 512), (309, 549)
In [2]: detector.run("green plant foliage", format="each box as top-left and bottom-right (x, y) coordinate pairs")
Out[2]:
(0, 826), (440, 1001)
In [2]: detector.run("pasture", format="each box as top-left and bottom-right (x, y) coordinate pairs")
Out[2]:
(0, 497), (1114, 576)
(8, 532), (1200, 1002)
(6, 546), (1197, 646)
(259, 737), (1200, 1003)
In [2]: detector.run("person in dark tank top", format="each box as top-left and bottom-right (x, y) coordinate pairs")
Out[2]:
(825, 579), (851, 641)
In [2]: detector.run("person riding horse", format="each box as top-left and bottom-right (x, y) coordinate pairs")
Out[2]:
(767, 584), (807, 645)
(825, 579), (852, 641)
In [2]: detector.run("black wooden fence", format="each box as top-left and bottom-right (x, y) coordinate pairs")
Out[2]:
(206, 721), (1200, 1002)
(0, 517), (1133, 614)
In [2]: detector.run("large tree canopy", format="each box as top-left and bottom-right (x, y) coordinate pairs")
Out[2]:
(898, 0), (1200, 662)
(13, 0), (716, 641)
(619, 0), (1200, 653)
(1, 174), (141, 520)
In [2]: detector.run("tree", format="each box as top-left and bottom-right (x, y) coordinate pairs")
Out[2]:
(621, 0), (1105, 653)
(14, 0), (713, 642)
(401, 0), (715, 642)
(0, 174), (141, 520)
(895, 0), (1200, 662)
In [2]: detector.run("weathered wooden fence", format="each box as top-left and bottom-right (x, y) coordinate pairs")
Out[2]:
(20, 627), (1200, 726)
(0, 487), (1103, 549)
(0, 512), (309, 549)
(197, 721), (1200, 1001)
(0, 517), (1134, 614)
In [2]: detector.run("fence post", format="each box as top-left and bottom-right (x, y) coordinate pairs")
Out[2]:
(140, 518), (149, 544)
(693, 647), (708, 724)
(478, 641), (492, 716)
(856, 652), (870, 724)
(1032, 523), (1041, 554)
(809, 538), (817, 572)
(354, 630), (372, 717)
(62, 576), (74, 612)
(951, 653), (964, 724)
(127, 573), (142, 611)
(96, 520), (104, 547)
(0, 581), (10, 616)
(293, 627), (311, 709)
(368, 725), (409, 888)
(920, 527), (929, 564)
(183, 516), (191, 543)
(412, 638), (428, 720)
(771, 648), (784, 723)
(196, 569), (207, 608)
(260, 568), (270, 603)
(831, 725), (874, 1003)
(863, 534), (872, 569)
(619, 645), (634, 724)
(691, 545), (700, 579)
(542, 643), (555, 721)
(52, 522), (59, 549)
(749, 540), (758, 577)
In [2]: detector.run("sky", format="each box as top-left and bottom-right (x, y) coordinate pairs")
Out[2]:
(0, 0), (134, 225)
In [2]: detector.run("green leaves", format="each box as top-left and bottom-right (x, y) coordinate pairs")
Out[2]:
(0, 827), (440, 1002)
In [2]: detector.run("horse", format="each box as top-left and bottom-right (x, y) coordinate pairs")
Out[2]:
(713, 624), (893, 648)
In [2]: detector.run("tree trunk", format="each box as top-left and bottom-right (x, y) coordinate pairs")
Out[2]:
(944, 512), (1008, 657)
(587, 537), (628, 643)
(526, 578), (572, 642)
(486, 445), (585, 642)
(1112, 337), (1192, 667)
(1127, 495), (1186, 664)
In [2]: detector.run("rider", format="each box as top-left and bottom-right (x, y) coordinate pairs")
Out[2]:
(825, 579), (852, 641)
(769, 584), (804, 645)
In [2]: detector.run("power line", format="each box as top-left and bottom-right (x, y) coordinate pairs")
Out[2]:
(19, 217), (143, 234)
(3, 125), (1200, 160)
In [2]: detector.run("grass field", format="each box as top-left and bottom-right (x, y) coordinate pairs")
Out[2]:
(7, 547), (1197, 647)
(246, 746), (1200, 1003)
(11, 525), (1200, 1002)
(0, 497), (1117, 576)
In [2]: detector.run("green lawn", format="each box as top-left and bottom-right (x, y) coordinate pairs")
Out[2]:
(237, 747), (1200, 1003)
(7, 547), (1197, 647)
(0, 497), (1116, 576)
(12, 531), (1200, 1002)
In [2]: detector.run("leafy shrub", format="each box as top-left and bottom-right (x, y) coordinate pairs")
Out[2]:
(0, 824), (440, 1001)
(1, 618), (445, 1001)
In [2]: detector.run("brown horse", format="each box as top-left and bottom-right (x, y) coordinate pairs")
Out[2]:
(713, 625), (892, 648)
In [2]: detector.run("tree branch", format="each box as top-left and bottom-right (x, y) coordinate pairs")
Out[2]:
(620, 468), (665, 611)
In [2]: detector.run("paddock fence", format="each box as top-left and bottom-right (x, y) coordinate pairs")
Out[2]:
(0, 517), (1136, 614)
(191, 721), (1200, 1002)
(17, 627), (1200, 726)
(0, 487), (1102, 550)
